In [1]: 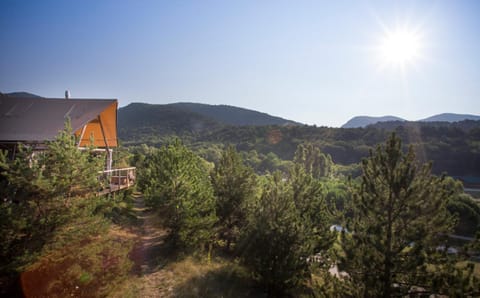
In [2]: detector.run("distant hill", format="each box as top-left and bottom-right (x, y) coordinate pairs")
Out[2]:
(369, 119), (480, 132)
(342, 113), (480, 128)
(118, 103), (222, 142)
(169, 102), (300, 126)
(342, 116), (405, 128)
(118, 102), (299, 143)
(420, 113), (480, 122)
(2, 91), (42, 98)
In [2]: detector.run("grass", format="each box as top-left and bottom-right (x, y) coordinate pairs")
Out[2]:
(169, 256), (266, 298)
(115, 256), (268, 298)
(22, 230), (134, 297)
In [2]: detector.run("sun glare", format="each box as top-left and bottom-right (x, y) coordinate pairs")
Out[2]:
(378, 28), (423, 69)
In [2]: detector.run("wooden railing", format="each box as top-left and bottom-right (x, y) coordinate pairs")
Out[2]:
(98, 167), (136, 195)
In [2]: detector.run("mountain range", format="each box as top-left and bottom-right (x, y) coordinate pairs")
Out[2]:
(341, 113), (480, 128)
(2, 92), (478, 129)
(3, 92), (480, 176)
(117, 101), (479, 131)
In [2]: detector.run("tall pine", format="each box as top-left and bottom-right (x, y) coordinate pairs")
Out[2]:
(339, 133), (476, 296)
(239, 172), (312, 294)
(139, 139), (217, 252)
(238, 143), (334, 294)
(211, 145), (256, 250)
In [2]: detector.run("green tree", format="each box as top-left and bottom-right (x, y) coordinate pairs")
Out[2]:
(293, 142), (333, 178)
(139, 139), (217, 252)
(41, 122), (102, 198)
(131, 144), (158, 194)
(239, 172), (311, 294)
(442, 177), (480, 236)
(239, 164), (333, 294)
(1, 121), (102, 208)
(339, 133), (476, 297)
(211, 145), (256, 250)
(290, 144), (335, 253)
(0, 121), (103, 271)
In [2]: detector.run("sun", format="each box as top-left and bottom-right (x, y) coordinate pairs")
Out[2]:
(378, 27), (423, 69)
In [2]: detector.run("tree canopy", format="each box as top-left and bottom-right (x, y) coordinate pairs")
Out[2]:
(339, 133), (478, 296)
(138, 139), (217, 252)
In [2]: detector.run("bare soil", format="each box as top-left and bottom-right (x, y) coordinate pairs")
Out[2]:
(126, 194), (174, 297)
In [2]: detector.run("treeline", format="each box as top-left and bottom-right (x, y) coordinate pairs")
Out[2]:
(121, 120), (480, 178)
(134, 134), (480, 296)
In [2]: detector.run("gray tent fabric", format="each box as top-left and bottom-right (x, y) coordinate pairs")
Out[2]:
(0, 95), (117, 143)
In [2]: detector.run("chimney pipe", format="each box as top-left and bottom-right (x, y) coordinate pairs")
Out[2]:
(65, 90), (70, 99)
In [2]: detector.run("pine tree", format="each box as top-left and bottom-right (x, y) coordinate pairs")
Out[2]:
(293, 142), (333, 179)
(290, 144), (335, 254)
(0, 121), (103, 270)
(41, 121), (102, 198)
(1, 121), (102, 201)
(339, 133), (474, 296)
(239, 172), (312, 294)
(238, 144), (335, 294)
(140, 139), (217, 251)
(211, 145), (256, 250)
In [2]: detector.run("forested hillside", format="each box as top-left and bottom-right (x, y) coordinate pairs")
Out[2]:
(167, 102), (300, 126)
(119, 117), (480, 177)
(131, 136), (480, 296)
(118, 102), (299, 142)
(118, 103), (223, 141)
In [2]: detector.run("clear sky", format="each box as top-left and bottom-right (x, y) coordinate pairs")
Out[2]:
(1, 0), (479, 127)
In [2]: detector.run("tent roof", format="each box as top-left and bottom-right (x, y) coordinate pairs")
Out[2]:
(0, 95), (118, 147)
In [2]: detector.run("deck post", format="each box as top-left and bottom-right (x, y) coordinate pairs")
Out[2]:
(97, 116), (112, 172)
(77, 125), (87, 148)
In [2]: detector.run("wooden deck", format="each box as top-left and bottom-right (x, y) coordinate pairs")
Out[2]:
(97, 167), (136, 196)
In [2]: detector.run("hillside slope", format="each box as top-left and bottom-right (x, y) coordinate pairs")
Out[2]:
(118, 102), (300, 143)
(170, 102), (299, 126)
(118, 103), (222, 143)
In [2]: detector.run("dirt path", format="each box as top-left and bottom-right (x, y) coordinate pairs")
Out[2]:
(119, 194), (267, 298)
(128, 193), (175, 297)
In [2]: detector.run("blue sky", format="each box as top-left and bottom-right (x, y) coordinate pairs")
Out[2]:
(1, 0), (479, 127)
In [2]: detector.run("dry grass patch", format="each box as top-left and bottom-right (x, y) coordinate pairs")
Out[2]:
(114, 256), (266, 298)
(20, 221), (135, 298)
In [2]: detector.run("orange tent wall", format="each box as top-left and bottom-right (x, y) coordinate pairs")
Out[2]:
(74, 102), (118, 147)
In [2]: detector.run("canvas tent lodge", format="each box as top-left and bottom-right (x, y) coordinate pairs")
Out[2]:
(0, 93), (135, 194)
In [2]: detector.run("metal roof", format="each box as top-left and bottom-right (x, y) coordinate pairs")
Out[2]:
(0, 95), (118, 146)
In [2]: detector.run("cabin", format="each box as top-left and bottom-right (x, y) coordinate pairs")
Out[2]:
(0, 94), (135, 194)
